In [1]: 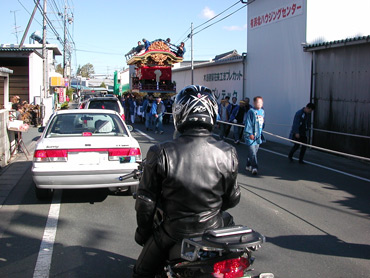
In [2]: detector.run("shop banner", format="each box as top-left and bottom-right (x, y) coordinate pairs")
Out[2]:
(58, 88), (65, 103)
(250, 0), (303, 29)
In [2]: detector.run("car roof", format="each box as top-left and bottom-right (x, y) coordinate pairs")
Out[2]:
(87, 97), (119, 101)
(54, 109), (119, 115)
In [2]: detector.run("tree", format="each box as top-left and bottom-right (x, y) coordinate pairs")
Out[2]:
(55, 64), (63, 75)
(100, 82), (106, 88)
(79, 63), (95, 78)
(76, 64), (81, 76)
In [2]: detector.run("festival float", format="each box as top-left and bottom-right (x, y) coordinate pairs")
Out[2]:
(125, 40), (183, 96)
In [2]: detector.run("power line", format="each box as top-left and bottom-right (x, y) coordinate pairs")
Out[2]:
(193, 1), (241, 31)
(17, 0), (42, 26)
(180, 1), (246, 44)
(33, 0), (64, 44)
(193, 5), (247, 36)
(175, 27), (191, 45)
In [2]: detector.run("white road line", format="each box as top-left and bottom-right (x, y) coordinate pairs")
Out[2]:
(135, 128), (155, 141)
(260, 147), (370, 183)
(33, 191), (61, 278)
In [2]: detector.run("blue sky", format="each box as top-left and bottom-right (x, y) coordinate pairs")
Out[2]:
(0, 0), (248, 74)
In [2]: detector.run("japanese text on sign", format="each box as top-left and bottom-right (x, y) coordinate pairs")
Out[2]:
(204, 70), (243, 82)
(250, 0), (303, 29)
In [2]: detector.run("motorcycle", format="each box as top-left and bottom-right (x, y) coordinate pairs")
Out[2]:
(119, 164), (274, 278)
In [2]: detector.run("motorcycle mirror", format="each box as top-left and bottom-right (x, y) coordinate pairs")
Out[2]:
(132, 192), (137, 199)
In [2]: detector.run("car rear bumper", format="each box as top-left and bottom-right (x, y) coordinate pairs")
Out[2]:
(32, 167), (139, 189)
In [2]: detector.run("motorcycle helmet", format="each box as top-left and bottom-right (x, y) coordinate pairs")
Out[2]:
(173, 85), (218, 133)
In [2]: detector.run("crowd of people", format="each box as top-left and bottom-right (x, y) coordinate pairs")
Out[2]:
(120, 93), (173, 134)
(217, 95), (315, 175)
(120, 92), (314, 176)
(125, 38), (186, 59)
(217, 95), (264, 175)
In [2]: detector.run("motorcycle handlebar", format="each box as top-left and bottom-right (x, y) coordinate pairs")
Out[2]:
(118, 169), (142, 181)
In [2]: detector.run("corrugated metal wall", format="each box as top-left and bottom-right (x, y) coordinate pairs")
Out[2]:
(0, 58), (29, 107)
(312, 43), (370, 158)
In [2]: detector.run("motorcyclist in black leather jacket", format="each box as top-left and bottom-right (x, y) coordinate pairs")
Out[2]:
(133, 85), (241, 277)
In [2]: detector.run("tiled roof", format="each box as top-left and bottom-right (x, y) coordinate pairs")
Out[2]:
(0, 48), (35, 52)
(304, 35), (370, 51)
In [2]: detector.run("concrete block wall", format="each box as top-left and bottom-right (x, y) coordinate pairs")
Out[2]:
(0, 110), (10, 167)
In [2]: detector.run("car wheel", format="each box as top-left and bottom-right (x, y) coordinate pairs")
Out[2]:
(34, 184), (53, 200)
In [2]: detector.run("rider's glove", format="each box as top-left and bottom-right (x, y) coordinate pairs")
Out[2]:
(135, 228), (149, 246)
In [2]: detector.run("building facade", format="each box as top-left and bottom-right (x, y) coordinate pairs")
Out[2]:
(0, 44), (62, 124)
(246, 0), (370, 157)
(172, 51), (247, 102)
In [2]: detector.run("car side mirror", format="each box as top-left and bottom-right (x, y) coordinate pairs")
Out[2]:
(38, 126), (45, 133)
(126, 125), (133, 132)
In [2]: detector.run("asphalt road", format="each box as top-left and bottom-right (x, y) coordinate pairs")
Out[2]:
(0, 121), (369, 278)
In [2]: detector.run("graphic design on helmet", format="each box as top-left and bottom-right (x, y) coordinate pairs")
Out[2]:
(193, 105), (207, 113)
(173, 85), (218, 133)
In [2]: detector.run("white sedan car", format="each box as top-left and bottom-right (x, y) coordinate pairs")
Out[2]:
(32, 109), (141, 199)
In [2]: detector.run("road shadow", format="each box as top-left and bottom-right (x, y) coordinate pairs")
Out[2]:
(0, 210), (136, 278)
(234, 141), (370, 218)
(50, 244), (136, 277)
(32, 135), (40, 142)
(61, 188), (109, 204)
(267, 234), (370, 260)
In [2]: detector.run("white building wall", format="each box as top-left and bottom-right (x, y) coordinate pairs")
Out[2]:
(173, 60), (244, 102)
(119, 69), (130, 85)
(29, 51), (56, 125)
(28, 52), (43, 104)
(246, 0), (311, 143)
(43, 96), (54, 125)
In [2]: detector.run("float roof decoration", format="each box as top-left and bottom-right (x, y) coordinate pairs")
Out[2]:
(126, 40), (183, 66)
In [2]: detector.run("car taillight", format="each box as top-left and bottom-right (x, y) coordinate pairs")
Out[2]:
(34, 149), (68, 162)
(108, 148), (141, 161)
(121, 114), (125, 121)
(213, 257), (249, 278)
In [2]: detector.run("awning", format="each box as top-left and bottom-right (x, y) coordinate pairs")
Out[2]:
(70, 85), (90, 90)
(120, 84), (130, 93)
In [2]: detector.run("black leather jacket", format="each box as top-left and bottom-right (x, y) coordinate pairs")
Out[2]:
(135, 128), (241, 243)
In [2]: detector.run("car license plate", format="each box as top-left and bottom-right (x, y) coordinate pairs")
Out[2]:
(68, 152), (104, 165)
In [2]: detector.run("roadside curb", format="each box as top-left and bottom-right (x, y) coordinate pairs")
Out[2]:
(0, 128), (37, 208)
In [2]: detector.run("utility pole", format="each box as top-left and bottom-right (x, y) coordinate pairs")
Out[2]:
(63, 3), (67, 79)
(10, 10), (22, 44)
(19, 1), (39, 48)
(191, 22), (194, 84)
(41, 0), (47, 123)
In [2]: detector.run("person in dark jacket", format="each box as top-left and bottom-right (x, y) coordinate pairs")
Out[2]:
(142, 95), (154, 131)
(229, 100), (248, 144)
(143, 38), (151, 51)
(288, 103), (315, 164)
(151, 97), (165, 134)
(176, 42), (186, 57)
(133, 85), (241, 278)
(225, 96), (238, 138)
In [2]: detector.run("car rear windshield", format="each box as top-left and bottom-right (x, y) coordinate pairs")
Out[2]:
(45, 113), (128, 138)
(87, 100), (120, 113)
